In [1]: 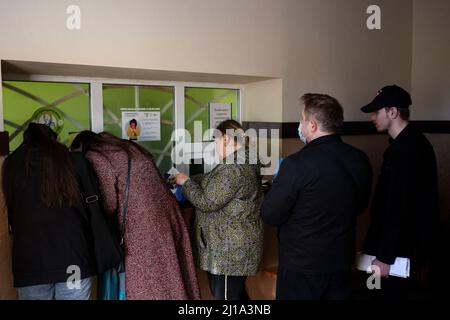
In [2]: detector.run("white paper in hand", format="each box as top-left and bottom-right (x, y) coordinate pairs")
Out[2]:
(356, 253), (410, 278)
(167, 167), (180, 176)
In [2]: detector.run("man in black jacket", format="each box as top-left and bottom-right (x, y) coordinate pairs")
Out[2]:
(261, 93), (373, 299)
(361, 85), (439, 299)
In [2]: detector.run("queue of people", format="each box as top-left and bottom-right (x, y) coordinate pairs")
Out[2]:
(261, 85), (438, 300)
(1, 84), (439, 300)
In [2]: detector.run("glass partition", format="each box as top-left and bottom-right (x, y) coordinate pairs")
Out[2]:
(185, 87), (239, 142)
(103, 84), (174, 173)
(2, 81), (91, 151)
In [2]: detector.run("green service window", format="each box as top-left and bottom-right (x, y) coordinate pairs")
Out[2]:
(185, 87), (239, 142)
(2, 81), (91, 151)
(102, 84), (174, 173)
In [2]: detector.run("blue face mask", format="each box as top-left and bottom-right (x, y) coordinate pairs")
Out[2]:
(298, 122), (307, 144)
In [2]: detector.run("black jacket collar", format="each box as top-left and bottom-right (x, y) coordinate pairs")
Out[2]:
(303, 134), (342, 150)
(389, 123), (413, 145)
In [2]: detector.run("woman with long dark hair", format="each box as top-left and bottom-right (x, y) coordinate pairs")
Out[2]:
(2, 123), (96, 300)
(71, 131), (200, 300)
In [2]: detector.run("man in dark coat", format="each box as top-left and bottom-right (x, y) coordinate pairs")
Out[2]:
(361, 85), (439, 299)
(261, 93), (373, 300)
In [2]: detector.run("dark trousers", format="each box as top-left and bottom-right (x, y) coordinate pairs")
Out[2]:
(276, 268), (351, 300)
(368, 276), (409, 300)
(207, 272), (249, 300)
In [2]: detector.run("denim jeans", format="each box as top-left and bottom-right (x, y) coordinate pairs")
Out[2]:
(17, 277), (94, 300)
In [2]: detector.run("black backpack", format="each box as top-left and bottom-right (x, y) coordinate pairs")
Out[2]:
(72, 152), (123, 274)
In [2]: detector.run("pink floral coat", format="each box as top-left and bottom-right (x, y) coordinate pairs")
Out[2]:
(87, 146), (200, 300)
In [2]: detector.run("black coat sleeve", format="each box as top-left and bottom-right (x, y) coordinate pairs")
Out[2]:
(357, 153), (373, 216)
(261, 157), (300, 226)
(375, 153), (411, 265)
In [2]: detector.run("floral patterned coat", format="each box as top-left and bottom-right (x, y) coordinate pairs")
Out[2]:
(182, 149), (264, 276)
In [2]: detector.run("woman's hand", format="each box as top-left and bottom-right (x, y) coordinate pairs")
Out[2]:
(171, 173), (190, 186)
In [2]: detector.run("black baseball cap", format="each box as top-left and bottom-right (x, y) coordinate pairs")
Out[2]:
(361, 85), (412, 113)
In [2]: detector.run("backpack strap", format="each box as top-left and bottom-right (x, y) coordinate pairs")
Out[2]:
(119, 156), (132, 246)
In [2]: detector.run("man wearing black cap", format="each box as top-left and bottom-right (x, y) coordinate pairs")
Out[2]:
(361, 85), (439, 299)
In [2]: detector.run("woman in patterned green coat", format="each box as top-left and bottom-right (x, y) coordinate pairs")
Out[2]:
(173, 120), (264, 300)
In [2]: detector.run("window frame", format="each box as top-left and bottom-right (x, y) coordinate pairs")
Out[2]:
(1, 73), (243, 174)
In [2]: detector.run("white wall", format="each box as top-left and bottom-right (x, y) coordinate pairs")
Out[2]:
(280, 0), (412, 122)
(0, 0), (286, 76)
(411, 0), (450, 120)
(0, 62), (3, 131)
(243, 79), (283, 122)
(0, 0), (415, 122)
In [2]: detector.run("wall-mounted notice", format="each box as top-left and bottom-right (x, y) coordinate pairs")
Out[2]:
(122, 109), (161, 141)
(209, 103), (232, 140)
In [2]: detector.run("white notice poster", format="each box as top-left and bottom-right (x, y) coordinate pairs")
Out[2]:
(209, 103), (232, 140)
(122, 110), (161, 141)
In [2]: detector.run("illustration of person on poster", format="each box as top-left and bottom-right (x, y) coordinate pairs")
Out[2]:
(127, 118), (141, 140)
